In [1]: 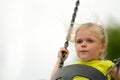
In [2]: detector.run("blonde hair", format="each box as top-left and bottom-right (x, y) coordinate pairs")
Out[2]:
(74, 22), (108, 59)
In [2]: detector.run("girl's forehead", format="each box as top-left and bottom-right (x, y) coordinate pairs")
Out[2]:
(76, 30), (99, 39)
(77, 29), (96, 35)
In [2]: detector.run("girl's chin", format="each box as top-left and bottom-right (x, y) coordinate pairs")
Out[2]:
(80, 57), (91, 61)
(78, 54), (91, 61)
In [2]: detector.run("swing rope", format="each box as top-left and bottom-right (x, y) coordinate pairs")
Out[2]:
(59, 0), (80, 68)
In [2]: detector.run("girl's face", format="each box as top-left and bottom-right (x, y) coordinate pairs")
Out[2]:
(75, 29), (105, 61)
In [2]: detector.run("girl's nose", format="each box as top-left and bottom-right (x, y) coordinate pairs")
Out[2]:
(81, 41), (87, 47)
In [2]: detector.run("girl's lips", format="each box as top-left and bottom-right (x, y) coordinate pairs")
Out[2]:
(80, 50), (88, 52)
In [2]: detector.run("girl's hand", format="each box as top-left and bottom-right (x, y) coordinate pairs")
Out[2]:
(57, 47), (69, 60)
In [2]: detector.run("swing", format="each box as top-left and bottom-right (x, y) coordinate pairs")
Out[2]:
(53, 64), (107, 80)
(52, 0), (120, 80)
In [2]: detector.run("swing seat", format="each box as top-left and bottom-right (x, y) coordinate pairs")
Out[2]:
(53, 64), (107, 80)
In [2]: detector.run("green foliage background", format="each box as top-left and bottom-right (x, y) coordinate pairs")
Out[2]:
(105, 23), (120, 80)
(106, 24), (120, 60)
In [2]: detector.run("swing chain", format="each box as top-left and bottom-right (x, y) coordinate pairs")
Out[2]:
(66, 0), (80, 41)
(114, 58), (120, 64)
(71, 0), (80, 24)
(106, 58), (120, 80)
(59, 0), (80, 68)
(114, 58), (120, 80)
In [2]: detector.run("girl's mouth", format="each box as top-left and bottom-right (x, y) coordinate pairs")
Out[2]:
(80, 50), (88, 52)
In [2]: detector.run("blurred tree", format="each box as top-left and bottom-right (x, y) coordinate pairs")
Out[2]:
(106, 23), (120, 61)
(105, 22), (120, 80)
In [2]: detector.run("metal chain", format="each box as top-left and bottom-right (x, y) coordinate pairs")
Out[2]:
(66, 0), (80, 42)
(59, 0), (80, 68)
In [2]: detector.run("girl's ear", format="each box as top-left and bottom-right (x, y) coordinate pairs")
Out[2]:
(99, 44), (106, 60)
(101, 44), (106, 53)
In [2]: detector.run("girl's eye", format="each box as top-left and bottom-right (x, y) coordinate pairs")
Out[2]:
(87, 39), (94, 43)
(76, 40), (82, 44)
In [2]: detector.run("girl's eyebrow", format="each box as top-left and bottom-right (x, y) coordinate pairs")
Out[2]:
(86, 38), (93, 40)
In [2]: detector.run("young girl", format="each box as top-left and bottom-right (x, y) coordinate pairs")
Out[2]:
(50, 22), (120, 80)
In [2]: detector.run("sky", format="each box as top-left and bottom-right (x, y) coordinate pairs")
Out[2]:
(0, 0), (120, 80)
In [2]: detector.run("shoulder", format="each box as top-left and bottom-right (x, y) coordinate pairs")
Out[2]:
(101, 60), (114, 68)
